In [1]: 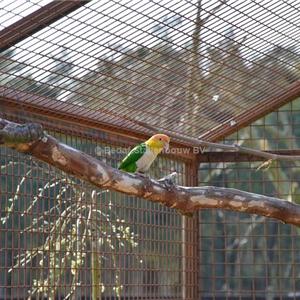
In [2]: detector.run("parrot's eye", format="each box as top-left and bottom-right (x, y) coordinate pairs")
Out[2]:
(159, 138), (162, 141)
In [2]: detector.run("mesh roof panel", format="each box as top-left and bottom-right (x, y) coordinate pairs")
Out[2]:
(1, 0), (300, 142)
(0, 0), (52, 29)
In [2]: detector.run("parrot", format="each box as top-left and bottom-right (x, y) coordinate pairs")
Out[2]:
(118, 134), (170, 173)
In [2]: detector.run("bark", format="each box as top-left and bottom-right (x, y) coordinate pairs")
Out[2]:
(130, 119), (300, 162)
(1, 118), (300, 226)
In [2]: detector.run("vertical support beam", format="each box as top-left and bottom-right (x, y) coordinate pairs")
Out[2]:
(182, 162), (199, 299)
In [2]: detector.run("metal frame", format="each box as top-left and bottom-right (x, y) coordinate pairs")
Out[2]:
(0, 0), (91, 52)
(1, 0), (300, 150)
(0, 86), (196, 162)
(1, 2), (300, 298)
(199, 80), (300, 142)
(3, 83), (300, 164)
(3, 83), (300, 165)
(198, 150), (300, 163)
(182, 162), (199, 300)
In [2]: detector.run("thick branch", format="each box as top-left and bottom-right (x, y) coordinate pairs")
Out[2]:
(1, 118), (300, 226)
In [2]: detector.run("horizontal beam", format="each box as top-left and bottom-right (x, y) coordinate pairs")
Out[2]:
(0, 0), (90, 52)
(200, 80), (300, 142)
(198, 150), (300, 163)
(0, 86), (196, 162)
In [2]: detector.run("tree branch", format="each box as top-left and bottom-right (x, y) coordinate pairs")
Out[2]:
(185, 0), (202, 102)
(1, 118), (300, 226)
(201, 0), (228, 24)
(130, 119), (300, 162)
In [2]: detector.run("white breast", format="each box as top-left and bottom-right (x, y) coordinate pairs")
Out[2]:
(136, 147), (157, 172)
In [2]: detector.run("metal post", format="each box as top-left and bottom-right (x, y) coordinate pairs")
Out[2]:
(182, 162), (200, 299)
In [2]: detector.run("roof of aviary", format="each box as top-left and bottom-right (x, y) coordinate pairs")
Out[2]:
(1, 0), (300, 144)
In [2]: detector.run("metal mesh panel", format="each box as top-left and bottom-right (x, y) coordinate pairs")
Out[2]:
(1, 0), (300, 141)
(0, 111), (185, 299)
(198, 97), (300, 298)
(0, 0), (52, 29)
(2, 1), (300, 299)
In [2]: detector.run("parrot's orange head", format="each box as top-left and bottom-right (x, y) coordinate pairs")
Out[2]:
(146, 134), (170, 152)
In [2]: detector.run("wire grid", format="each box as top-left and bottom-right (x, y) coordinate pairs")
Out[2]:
(1, 0), (300, 141)
(2, 0), (300, 298)
(0, 111), (186, 299)
(0, 0), (52, 30)
(198, 97), (300, 298)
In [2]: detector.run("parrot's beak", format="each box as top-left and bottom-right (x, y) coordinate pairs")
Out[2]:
(164, 143), (169, 151)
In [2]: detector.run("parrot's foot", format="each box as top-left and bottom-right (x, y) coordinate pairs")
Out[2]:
(158, 172), (177, 191)
(136, 172), (149, 178)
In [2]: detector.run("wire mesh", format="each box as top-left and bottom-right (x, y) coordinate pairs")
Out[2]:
(2, 1), (300, 299)
(1, 0), (300, 141)
(0, 0), (52, 30)
(0, 110), (186, 299)
(198, 97), (300, 299)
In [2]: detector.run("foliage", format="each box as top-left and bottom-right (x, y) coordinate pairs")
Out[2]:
(0, 132), (183, 298)
(1, 158), (138, 299)
(198, 96), (300, 296)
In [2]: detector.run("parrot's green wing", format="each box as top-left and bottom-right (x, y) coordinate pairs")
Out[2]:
(118, 143), (146, 172)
